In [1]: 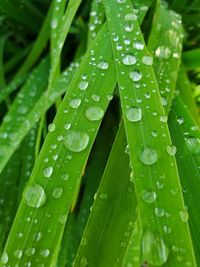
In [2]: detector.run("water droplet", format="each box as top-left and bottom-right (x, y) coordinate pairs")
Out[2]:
(155, 46), (171, 59)
(180, 210), (189, 222)
(79, 81), (89, 91)
(25, 248), (35, 257)
(85, 106), (104, 121)
(1, 252), (8, 264)
(52, 187), (63, 199)
(97, 61), (109, 69)
(166, 145), (177, 156)
(64, 130), (89, 152)
(126, 107), (142, 122)
(142, 55), (153, 65)
(155, 207), (165, 217)
(140, 148), (158, 165)
(122, 54), (137, 65)
(142, 190), (157, 203)
(61, 173), (69, 181)
(24, 184), (46, 208)
(14, 250), (23, 259)
(51, 19), (58, 29)
(142, 231), (169, 266)
(43, 166), (53, 178)
(64, 123), (71, 130)
(124, 13), (137, 21)
(69, 98), (81, 109)
(80, 257), (88, 266)
(40, 249), (50, 258)
(160, 115), (168, 123)
(124, 23), (134, 32)
(163, 225), (171, 234)
(91, 94), (100, 102)
(186, 137), (200, 154)
(130, 70), (142, 81)
(48, 123), (56, 133)
(133, 42), (144, 50)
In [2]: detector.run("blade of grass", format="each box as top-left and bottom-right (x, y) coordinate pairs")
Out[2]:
(182, 48), (200, 70)
(104, 0), (196, 265)
(0, 25), (117, 266)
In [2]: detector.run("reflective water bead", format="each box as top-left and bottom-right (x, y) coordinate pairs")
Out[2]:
(69, 98), (81, 109)
(126, 107), (142, 122)
(97, 61), (109, 69)
(79, 81), (89, 91)
(14, 250), (23, 259)
(160, 115), (168, 123)
(25, 248), (35, 257)
(140, 148), (158, 165)
(180, 210), (189, 222)
(130, 70), (142, 81)
(124, 23), (134, 32)
(133, 42), (144, 50)
(166, 145), (177, 156)
(155, 207), (165, 217)
(43, 166), (53, 178)
(142, 231), (169, 266)
(40, 249), (50, 258)
(124, 13), (137, 21)
(64, 123), (71, 130)
(122, 54), (137, 65)
(64, 130), (89, 152)
(24, 184), (46, 208)
(155, 46), (171, 59)
(85, 106), (104, 121)
(51, 19), (58, 29)
(186, 137), (200, 154)
(52, 187), (63, 199)
(142, 55), (153, 65)
(61, 173), (69, 181)
(0, 252), (8, 264)
(48, 123), (56, 133)
(142, 190), (157, 203)
(91, 94), (100, 102)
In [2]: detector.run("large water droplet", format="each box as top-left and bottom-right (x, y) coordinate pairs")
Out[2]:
(140, 148), (158, 165)
(48, 123), (56, 133)
(142, 55), (153, 65)
(24, 184), (46, 208)
(97, 61), (109, 69)
(43, 166), (53, 178)
(79, 81), (89, 91)
(85, 106), (104, 121)
(166, 145), (177, 156)
(186, 137), (200, 154)
(133, 42), (144, 50)
(0, 252), (8, 264)
(130, 70), (142, 81)
(64, 130), (89, 152)
(142, 190), (157, 203)
(126, 107), (142, 122)
(69, 98), (81, 109)
(122, 54), (137, 65)
(142, 231), (169, 266)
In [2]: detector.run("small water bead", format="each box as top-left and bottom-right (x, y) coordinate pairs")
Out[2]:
(142, 231), (169, 266)
(1, 252), (8, 264)
(69, 98), (81, 109)
(40, 249), (50, 258)
(166, 145), (177, 156)
(133, 41), (144, 50)
(14, 250), (23, 259)
(48, 123), (56, 133)
(180, 210), (189, 222)
(25, 248), (35, 257)
(64, 123), (71, 130)
(124, 23), (134, 32)
(85, 106), (104, 121)
(97, 61), (109, 70)
(177, 117), (184, 124)
(24, 184), (46, 208)
(79, 81), (89, 91)
(51, 19), (58, 29)
(160, 115), (168, 123)
(126, 107), (142, 122)
(140, 148), (158, 165)
(155, 46), (171, 59)
(130, 70), (142, 82)
(61, 173), (69, 181)
(91, 94), (100, 102)
(124, 13), (137, 21)
(52, 187), (63, 199)
(163, 225), (172, 234)
(122, 54), (137, 65)
(142, 190), (157, 203)
(80, 257), (88, 267)
(142, 55), (153, 66)
(155, 207), (165, 217)
(43, 166), (53, 178)
(64, 130), (89, 152)
(186, 137), (200, 154)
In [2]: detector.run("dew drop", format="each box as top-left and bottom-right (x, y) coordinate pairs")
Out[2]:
(43, 166), (53, 178)
(133, 42), (144, 50)
(25, 248), (35, 257)
(140, 148), (158, 165)
(180, 210), (189, 222)
(142, 231), (169, 266)
(69, 98), (81, 109)
(124, 23), (134, 32)
(124, 13), (137, 21)
(79, 81), (89, 91)
(130, 70), (142, 81)
(142, 190), (157, 203)
(64, 130), (89, 152)
(122, 54), (137, 65)
(155, 46), (171, 59)
(186, 137), (200, 154)
(91, 94), (100, 102)
(126, 107), (142, 122)
(97, 61), (109, 69)
(142, 55), (153, 65)
(52, 187), (63, 199)
(24, 184), (46, 208)
(40, 249), (50, 258)
(85, 106), (104, 121)
(155, 207), (165, 217)
(14, 250), (23, 259)
(166, 145), (177, 156)
(0, 252), (8, 264)
(48, 123), (56, 133)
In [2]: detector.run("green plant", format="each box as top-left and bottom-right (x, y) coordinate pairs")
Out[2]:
(0, 0), (199, 266)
